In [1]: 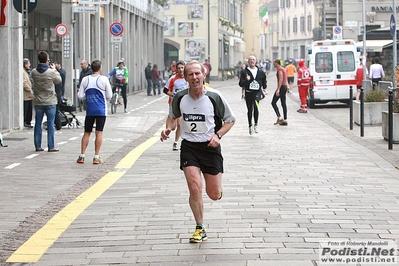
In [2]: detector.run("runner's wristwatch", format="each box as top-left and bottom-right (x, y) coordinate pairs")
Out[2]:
(216, 132), (222, 139)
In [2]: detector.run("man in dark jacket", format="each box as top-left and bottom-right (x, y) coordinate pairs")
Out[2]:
(145, 62), (153, 96)
(239, 55), (267, 135)
(77, 60), (92, 89)
(77, 60), (92, 111)
(54, 62), (67, 130)
(55, 62), (66, 98)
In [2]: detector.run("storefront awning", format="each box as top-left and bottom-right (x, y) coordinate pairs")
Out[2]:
(357, 40), (393, 52)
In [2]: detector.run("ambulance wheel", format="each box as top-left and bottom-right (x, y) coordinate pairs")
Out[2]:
(307, 98), (315, 109)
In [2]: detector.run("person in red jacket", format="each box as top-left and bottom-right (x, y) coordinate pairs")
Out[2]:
(297, 60), (311, 113)
(355, 59), (368, 100)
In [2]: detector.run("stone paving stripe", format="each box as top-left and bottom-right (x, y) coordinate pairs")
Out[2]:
(25, 154), (39, 159)
(4, 163), (21, 169)
(115, 130), (161, 169)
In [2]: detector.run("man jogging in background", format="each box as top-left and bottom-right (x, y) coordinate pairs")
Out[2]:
(296, 60), (311, 113)
(164, 60), (188, 151)
(239, 55), (267, 135)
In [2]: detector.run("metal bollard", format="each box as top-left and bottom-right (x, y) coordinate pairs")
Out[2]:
(349, 86), (353, 130)
(360, 88), (364, 137)
(388, 89), (393, 150)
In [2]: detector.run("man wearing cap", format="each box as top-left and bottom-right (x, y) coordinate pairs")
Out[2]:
(145, 62), (153, 96)
(108, 61), (129, 113)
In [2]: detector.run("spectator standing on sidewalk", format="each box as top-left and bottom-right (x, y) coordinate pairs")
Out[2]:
(31, 51), (62, 152)
(168, 60), (177, 78)
(23, 58), (34, 128)
(77, 60), (93, 111)
(77, 60), (92, 89)
(239, 55), (267, 135)
(355, 59), (368, 100)
(77, 60), (112, 165)
(55, 62), (66, 98)
(203, 58), (212, 84)
(145, 62), (153, 96)
(271, 58), (288, 126)
(151, 64), (162, 96)
(369, 57), (385, 90)
(160, 60), (236, 243)
(285, 60), (296, 93)
(240, 62), (246, 100)
(296, 60), (311, 113)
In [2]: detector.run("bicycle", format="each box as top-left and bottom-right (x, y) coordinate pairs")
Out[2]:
(110, 84), (123, 114)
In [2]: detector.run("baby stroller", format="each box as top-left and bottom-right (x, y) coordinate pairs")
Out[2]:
(43, 99), (82, 130)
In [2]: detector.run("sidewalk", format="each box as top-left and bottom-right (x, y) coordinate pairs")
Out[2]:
(1, 75), (399, 265)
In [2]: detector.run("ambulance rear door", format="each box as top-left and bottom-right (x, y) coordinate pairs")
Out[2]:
(335, 48), (357, 100)
(311, 46), (336, 101)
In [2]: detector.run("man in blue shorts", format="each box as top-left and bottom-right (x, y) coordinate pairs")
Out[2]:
(77, 60), (113, 164)
(160, 60), (236, 243)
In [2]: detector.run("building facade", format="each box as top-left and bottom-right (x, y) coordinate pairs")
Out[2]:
(0, 0), (164, 132)
(163, 0), (246, 80)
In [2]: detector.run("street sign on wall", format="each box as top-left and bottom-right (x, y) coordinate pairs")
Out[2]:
(55, 24), (68, 37)
(111, 37), (122, 43)
(390, 14), (396, 37)
(333, 26), (342, 40)
(78, 0), (110, 4)
(110, 22), (124, 36)
(72, 6), (99, 13)
(13, 0), (37, 13)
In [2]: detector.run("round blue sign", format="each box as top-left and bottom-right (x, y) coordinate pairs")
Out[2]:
(390, 14), (396, 37)
(334, 26), (341, 34)
(110, 22), (124, 36)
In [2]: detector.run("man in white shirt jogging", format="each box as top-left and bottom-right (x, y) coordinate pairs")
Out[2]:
(160, 60), (236, 243)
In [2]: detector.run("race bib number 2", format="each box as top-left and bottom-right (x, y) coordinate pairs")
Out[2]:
(182, 113), (207, 134)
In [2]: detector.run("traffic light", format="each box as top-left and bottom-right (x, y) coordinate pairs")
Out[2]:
(0, 0), (6, 26)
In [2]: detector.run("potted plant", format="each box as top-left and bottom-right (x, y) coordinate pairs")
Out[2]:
(353, 89), (387, 126)
(382, 98), (399, 143)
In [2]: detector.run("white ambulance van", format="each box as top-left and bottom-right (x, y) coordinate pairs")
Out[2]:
(306, 39), (360, 108)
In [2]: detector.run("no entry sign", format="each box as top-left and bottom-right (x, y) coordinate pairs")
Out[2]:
(55, 24), (68, 37)
(110, 22), (124, 36)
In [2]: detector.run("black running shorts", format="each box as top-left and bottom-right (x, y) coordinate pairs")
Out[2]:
(84, 116), (106, 132)
(180, 139), (223, 175)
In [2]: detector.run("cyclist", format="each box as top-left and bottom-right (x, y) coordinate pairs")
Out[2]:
(108, 61), (129, 113)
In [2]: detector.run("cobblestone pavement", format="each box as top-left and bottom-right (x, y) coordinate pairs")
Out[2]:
(1, 73), (398, 266)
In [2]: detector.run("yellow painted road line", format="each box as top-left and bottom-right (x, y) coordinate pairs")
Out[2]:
(115, 136), (159, 169)
(6, 132), (162, 263)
